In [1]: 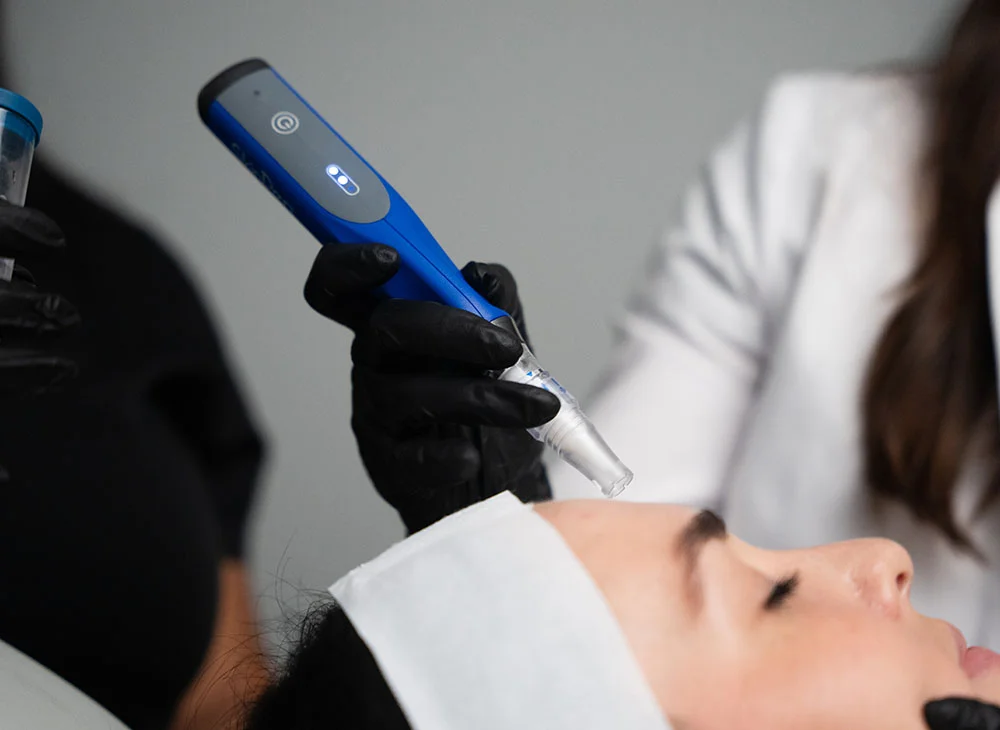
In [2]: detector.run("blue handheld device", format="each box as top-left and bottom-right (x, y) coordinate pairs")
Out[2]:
(198, 59), (633, 497)
(198, 59), (506, 322)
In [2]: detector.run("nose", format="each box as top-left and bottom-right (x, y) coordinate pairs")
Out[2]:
(836, 538), (914, 616)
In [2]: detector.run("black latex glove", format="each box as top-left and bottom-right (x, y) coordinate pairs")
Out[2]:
(305, 244), (561, 533)
(926, 699), (1000, 730)
(0, 203), (81, 398)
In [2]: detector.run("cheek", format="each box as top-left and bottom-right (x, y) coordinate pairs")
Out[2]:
(586, 553), (695, 715)
(761, 618), (972, 730)
(671, 616), (974, 730)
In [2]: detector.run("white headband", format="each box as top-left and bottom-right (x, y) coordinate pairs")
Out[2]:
(330, 492), (670, 730)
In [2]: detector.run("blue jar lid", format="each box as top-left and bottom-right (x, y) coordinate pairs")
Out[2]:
(0, 89), (42, 145)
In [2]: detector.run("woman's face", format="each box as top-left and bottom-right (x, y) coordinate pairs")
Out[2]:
(534, 500), (1000, 730)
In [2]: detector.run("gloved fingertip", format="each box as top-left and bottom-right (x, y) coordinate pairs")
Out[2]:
(314, 241), (397, 273)
(482, 325), (525, 366)
(462, 261), (519, 312)
(307, 243), (400, 312)
(924, 700), (956, 728)
(535, 388), (563, 419)
(370, 243), (400, 268)
(0, 205), (66, 249)
(303, 265), (333, 311)
(520, 387), (562, 426)
(36, 294), (82, 330)
(461, 261), (496, 298)
(924, 698), (992, 730)
(472, 383), (563, 428)
(460, 260), (486, 282)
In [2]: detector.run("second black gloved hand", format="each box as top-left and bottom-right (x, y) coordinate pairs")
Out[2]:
(0, 203), (81, 398)
(305, 244), (561, 533)
(926, 698), (1000, 730)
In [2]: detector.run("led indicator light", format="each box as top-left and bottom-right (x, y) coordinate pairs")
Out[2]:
(326, 164), (360, 196)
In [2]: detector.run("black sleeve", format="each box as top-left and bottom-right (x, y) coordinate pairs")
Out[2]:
(147, 359), (266, 557)
(27, 158), (267, 557)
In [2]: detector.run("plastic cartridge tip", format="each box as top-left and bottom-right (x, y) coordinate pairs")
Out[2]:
(551, 416), (633, 499)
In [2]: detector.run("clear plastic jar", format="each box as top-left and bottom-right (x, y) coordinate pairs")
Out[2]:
(0, 90), (43, 207)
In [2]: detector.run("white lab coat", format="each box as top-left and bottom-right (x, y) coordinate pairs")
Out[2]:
(549, 71), (1000, 647)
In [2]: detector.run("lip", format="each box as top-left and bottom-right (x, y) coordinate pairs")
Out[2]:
(948, 622), (1000, 679)
(964, 646), (1000, 679)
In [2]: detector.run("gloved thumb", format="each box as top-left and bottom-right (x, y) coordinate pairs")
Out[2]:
(925, 698), (1000, 730)
(461, 262), (520, 317)
(305, 243), (399, 326)
(0, 202), (66, 256)
(461, 261), (537, 347)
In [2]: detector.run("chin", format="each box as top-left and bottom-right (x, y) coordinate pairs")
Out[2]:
(970, 672), (1000, 704)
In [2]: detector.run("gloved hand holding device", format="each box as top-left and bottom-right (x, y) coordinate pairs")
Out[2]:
(198, 59), (634, 530)
(305, 243), (559, 533)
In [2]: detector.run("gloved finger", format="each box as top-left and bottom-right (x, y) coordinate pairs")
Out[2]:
(357, 370), (562, 430)
(461, 261), (521, 320)
(7, 259), (36, 285)
(0, 203), (67, 257)
(925, 699), (1000, 730)
(461, 260), (538, 344)
(353, 417), (482, 492)
(0, 351), (79, 395)
(352, 299), (523, 370)
(0, 286), (81, 335)
(304, 243), (399, 327)
(478, 426), (550, 494)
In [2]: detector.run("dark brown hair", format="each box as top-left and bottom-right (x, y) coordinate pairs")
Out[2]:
(863, 0), (1000, 552)
(243, 601), (412, 730)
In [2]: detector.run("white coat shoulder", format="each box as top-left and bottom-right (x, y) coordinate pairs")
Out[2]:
(549, 70), (926, 504)
(751, 69), (924, 160)
(633, 70), (925, 370)
(720, 69), (923, 274)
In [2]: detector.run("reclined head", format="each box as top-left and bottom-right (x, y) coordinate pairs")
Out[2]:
(246, 493), (1000, 730)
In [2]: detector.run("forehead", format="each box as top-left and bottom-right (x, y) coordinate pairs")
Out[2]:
(532, 500), (700, 581)
(534, 499), (697, 534)
(533, 500), (720, 722)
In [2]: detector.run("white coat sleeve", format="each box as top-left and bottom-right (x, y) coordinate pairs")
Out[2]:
(548, 74), (838, 505)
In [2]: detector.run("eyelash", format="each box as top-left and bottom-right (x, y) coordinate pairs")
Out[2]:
(764, 573), (800, 611)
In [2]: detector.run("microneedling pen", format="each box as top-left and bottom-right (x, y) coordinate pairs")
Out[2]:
(198, 59), (633, 497)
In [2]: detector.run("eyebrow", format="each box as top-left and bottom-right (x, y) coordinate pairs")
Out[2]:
(675, 510), (728, 613)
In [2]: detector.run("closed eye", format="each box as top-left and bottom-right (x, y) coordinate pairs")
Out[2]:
(764, 573), (799, 611)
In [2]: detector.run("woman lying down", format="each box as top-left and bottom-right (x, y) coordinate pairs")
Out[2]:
(245, 493), (1000, 730)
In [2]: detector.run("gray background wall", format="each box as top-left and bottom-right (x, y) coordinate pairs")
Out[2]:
(6, 0), (955, 632)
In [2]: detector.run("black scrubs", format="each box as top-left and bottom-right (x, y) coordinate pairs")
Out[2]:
(0, 159), (265, 730)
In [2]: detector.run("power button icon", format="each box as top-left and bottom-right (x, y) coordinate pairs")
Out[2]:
(271, 111), (300, 135)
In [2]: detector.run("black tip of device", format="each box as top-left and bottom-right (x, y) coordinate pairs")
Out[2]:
(198, 58), (270, 123)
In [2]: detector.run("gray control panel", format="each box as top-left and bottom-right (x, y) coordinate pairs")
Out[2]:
(217, 69), (391, 224)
